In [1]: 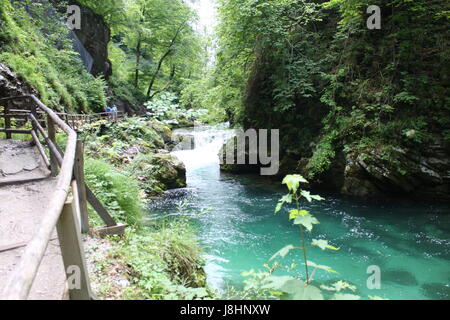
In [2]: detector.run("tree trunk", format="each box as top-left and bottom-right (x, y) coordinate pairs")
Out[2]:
(146, 49), (172, 98)
(145, 22), (186, 98)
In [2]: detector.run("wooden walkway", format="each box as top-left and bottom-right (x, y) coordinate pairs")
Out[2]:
(0, 95), (125, 300)
(0, 174), (66, 300)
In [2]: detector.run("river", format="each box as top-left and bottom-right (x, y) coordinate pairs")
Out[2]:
(148, 125), (450, 300)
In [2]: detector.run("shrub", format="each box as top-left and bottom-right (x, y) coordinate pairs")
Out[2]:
(118, 222), (209, 300)
(84, 158), (143, 226)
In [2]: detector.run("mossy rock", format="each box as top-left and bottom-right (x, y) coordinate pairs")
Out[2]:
(151, 153), (187, 189)
(150, 122), (173, 144)
(128, 153), (186, 196)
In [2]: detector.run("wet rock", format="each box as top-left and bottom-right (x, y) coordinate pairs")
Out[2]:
(130, 153), (187, 196)
(152, 154), (187, 190)
(171, 133), (195, 151)
(340, 155), (384, 198)
(219, 136), (261, 174)
(323, 141), (450, 201)
(151, 123), (173, 145)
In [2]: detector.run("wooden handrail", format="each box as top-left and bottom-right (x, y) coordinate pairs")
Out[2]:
(0, 95), (125, 300)
(0, 95), (77, 299)
(1, 104), (125, 131)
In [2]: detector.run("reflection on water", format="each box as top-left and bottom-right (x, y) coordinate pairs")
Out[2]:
(148, 126), (450, 300)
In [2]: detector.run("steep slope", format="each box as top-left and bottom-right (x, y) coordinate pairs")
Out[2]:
(217, 0), (450, 200)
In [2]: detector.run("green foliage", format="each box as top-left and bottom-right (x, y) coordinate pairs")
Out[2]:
(87, 0), (206, 101)
(210, 0), (449, 179)
(84, 158), (143, 226)
(81, 118), (166, 158)
(145, 92), (181, 124)
(0, 0), (107, 112)
(80, 117), (186, 197)
(117, 221), (210, 300)
(145, 91), (207, 125)
(305, 131), (337, 178)
(76, 0), (127, 23)
(180, 75), (228, 123)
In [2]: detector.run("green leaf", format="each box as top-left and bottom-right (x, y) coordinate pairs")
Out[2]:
(305, 260), (338, 274)
(326, 244), (340, 250)
(266, 276), (324, 300)
(289, 209), (309, 220)
(270, 245), (295, 260)
(294, 213), (319, 231)
(311, 239), (340, 251)
(275, 202), (283, 213)
(262, 275), (295, 291)
(280, 194), (293, 203)
(278, 278), (305, 294)
(291, 284), (324, 300)
(300, 190), (325, 202)
(282, 174), (308, 193)
(275, 194), (292, 213)
(265, 276), (323, 300)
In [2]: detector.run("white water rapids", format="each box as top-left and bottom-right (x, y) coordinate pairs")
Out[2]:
(171, 125), (236, 171)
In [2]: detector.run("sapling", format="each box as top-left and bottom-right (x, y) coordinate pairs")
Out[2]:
(273, 174), (339, 284)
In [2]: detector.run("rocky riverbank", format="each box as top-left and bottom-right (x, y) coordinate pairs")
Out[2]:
(219, 137), (450, 201)
(79, 117), (186, 197)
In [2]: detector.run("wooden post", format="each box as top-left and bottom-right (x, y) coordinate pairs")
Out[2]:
(30, 103), (38, 134)
(47, 114), (59, 177)
(4, 104), (11, 139)
(56, 200), (93, 300)
(73, 140), (89, 233)
(85, 186), (117, 227)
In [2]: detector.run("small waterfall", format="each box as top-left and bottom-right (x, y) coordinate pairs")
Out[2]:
(172, 125), (236, 171)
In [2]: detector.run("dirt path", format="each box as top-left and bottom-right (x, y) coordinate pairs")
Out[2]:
(0, 140), (66, 299)
(0, 139), (50, 185)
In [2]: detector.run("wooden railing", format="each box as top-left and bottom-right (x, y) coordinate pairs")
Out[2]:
(57, 111), (125, 130)
(2, 108), (125, 132)
(0, 95), (125, 300)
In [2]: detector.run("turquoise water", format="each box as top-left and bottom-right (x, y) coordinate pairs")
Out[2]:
(149, 128), (450, 300)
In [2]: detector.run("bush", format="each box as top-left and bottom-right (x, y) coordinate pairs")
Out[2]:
(84, 158), (143, 226)
(145, 91), (208, 125)
(118, 221), (209, 300)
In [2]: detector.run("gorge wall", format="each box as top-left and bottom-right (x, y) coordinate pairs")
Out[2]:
(220, 1), (450, 201)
